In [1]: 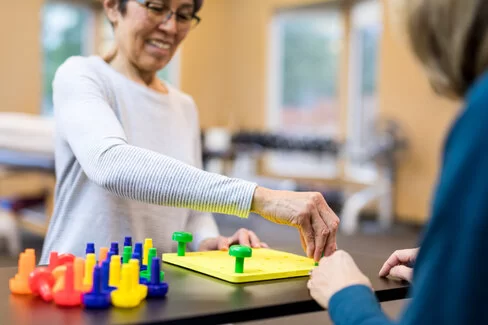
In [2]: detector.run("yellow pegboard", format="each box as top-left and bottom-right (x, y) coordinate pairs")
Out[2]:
(162, 248), (315, 283)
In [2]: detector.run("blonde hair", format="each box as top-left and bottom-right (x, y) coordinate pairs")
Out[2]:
(392, 0), (488, 98)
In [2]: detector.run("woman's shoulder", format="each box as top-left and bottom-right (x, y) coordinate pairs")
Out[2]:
(54, 55), (113, 87)
(56, 55), (102, 76)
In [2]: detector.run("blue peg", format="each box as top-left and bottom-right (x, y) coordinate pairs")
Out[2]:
(147, 257), (168, 298)
(82, 265), (111, 309)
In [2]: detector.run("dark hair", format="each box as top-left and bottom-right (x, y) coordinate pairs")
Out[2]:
(117, 0), (202, 15)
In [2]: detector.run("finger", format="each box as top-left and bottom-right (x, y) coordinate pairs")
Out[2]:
(227, 229), (244, 246)
(237, 229), (251, 247)
(379, 250), (413, 277)
(322, 213), (339, 257)
(307, 279), (312, 289)
(299, 217), (315, 259)
(311, 206), (328, 262)
(388, 265), (413, 282)
(227, 233), (238, 246)
(299, 230), (307, 253)
(217, 236), (230, 250)
(260, 242), (269, 248)
(248, 231), (261, 248)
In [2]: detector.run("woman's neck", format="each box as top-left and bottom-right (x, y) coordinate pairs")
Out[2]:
(108, 52), (168, 94)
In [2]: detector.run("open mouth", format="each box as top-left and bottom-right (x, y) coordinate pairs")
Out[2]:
(147, 39), (171, 50)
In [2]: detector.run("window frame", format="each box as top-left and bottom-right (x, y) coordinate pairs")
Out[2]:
(264, 3), (344, 179)
(41, 0), (98, 116)
(344, 0), (383, 184)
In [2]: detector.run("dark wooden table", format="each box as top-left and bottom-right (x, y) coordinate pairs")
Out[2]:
(1, 253), (409, 325)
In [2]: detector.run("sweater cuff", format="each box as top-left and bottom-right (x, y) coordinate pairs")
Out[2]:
(329, 285), (383, 325)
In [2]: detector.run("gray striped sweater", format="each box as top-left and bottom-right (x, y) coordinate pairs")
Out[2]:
(39, 56), (257, 264)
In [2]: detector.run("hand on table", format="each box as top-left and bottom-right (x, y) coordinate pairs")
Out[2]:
(307, 250), (372, 309)
(378, 248), (419, 283)
(198, 228), (269, 251)
(251, 186), (339, 261)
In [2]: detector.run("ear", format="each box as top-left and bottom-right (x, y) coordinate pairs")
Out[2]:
(103, 0), (120, 25)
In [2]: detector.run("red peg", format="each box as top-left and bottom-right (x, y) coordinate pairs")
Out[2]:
(53, 263), (82, 307)
(57, 253), (75, 266)
(28, 267), (55, 302)
(47, 252), (74, 271)
(48, 252), (59, 272)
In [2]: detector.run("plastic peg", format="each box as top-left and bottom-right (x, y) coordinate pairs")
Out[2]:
(124, 236), (132, 248)
(147, 257), (168, 298)
(86, 243), (95, 255)
(132, 252), (143, 273)
(143, 238), (153, 266)
(101, 259), (116, 294)
(98, 247), (109, 266)
(109, 255), (121, 288)
(122, 246), (132, 264)
(172, 232), (193, 256)
(82, 265), (111, 309)
(111, 264), (140, 308)
(83, 253), (96, 292)
(52, 265), (67, 293)
(48, 251), (59, 271)
(140, 248), (163, 281)
(74, 257), (85, 292)
(57, 253), (75, 266)
(53, 263), (82, 307)
(110, 242), (119, 255)
(129, 259), (147, 301)
(9, 249), (36, 295)
(229, 245), (252, 273)
(28, 267), (55, 302)
(134, 243), (146, 271)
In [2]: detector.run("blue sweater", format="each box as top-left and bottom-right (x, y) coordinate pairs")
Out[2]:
(329, 71), (488, 325)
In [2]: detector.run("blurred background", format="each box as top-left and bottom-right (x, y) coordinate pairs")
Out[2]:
(0, 0), (460, 321)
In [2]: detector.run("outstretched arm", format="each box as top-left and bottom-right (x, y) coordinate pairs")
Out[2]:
(53, 58), (257, 218)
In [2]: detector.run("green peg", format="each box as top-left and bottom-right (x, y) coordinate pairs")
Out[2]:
(315, 251), (325, 266)
(229, 245), (252, 273)
(172, 232), (193, 256)
(140, 248), (164, 281)
(122, 246), (132, 264)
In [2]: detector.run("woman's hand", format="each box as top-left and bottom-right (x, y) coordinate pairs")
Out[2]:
(307, 250), (372, 309)
(378, 248), (419, 283)
(251, 186), (339, 261)
(198, 228), (269, 251)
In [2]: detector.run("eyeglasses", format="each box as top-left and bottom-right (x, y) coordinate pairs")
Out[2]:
(133, 0), (201, 30)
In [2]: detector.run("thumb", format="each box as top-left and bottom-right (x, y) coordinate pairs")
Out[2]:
(389, 265), (413, 282)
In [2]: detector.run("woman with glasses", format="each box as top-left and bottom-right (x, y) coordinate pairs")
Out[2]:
(308, 0), (488, 324)
(39, 0), (340, 264)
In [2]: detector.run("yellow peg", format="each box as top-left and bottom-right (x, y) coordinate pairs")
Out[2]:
(143, 238), (153, 266)
(83, 253), (96, 292)
(109, 255), (121, 288)
(111, 264), (140, 308)
(129, 259), (147, 301)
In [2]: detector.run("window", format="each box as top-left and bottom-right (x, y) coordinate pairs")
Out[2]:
(42, 2), (94, 116)
(345, 0), (382, 183)
(265, 4), (343, 178)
